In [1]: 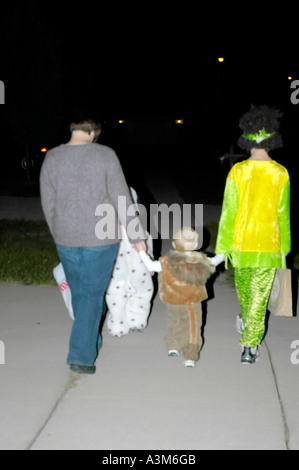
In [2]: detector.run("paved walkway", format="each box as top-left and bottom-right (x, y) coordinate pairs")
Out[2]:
(0, 177), (298, 450)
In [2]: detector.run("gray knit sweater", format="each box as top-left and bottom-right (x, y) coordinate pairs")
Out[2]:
(40, 143), (145, 247)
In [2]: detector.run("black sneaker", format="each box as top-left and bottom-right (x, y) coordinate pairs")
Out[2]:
(241, 346), (260, 365)
(70, 364), (96, 375)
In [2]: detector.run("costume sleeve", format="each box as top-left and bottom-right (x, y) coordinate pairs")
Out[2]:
(215, 177), (239, 256)
(277, 178), (291, 255)
(139, 250), (162, 273)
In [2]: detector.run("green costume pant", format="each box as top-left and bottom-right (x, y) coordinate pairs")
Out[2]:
(234, 268), (276, 347)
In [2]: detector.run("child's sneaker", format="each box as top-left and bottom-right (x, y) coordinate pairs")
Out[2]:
(168, 350), (180, 357)
(184, 360), (195, 368)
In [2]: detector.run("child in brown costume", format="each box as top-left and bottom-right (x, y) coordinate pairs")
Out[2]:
(136, 227), (217, 367)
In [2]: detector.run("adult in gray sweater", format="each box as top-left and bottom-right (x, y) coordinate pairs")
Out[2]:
(40, 119), (146, 374)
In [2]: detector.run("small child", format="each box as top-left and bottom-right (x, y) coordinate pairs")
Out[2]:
(136, 227), (222, 367)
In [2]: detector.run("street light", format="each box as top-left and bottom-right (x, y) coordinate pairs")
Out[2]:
(218, 57), (224, 63)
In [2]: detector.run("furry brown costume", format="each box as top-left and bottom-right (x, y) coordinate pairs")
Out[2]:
(138, 227), (216, 366)
(159, 250), (215, 363)
(159, 251), (212, 305)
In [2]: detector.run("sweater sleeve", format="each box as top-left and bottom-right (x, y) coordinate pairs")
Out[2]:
(215, 177), (239, 256)
(39, 155), (55, 237)
(277, 178), (291, 255)
(106, 152), (146, 244)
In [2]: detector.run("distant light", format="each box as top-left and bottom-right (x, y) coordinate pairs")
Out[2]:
(175, 119), (184, 125)
(41, 147), (47, 153)
(218, 57), (224, 63)
(118, 120), (125, 124)
(288, 76), (293, 80)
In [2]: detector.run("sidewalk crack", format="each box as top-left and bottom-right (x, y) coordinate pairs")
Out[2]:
(25, 372), (82, 450)
(265, 340), (290, 450)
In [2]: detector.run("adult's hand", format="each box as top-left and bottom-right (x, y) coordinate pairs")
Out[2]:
(132, 241), (147, 252)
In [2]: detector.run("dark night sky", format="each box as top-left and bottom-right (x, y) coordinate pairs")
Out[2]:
(1, 2), (299, 159)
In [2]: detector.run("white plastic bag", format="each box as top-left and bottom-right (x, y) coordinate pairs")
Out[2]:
(53, 263), (74, 320)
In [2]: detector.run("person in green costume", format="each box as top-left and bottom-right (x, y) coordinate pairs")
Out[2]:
(215, 105), (291, 364)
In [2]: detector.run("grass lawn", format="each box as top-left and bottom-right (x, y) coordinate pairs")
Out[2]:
(0, 220), (298, 288)
(0, 220), (59, 286)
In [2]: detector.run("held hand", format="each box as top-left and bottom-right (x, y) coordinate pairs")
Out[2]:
(207, 253), (226, 267)
(132, 241), (147, 252)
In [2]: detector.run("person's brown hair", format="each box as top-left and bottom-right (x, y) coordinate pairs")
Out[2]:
(70, 120), (102, 135)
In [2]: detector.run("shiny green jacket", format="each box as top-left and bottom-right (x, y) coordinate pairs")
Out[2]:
(215, 160), (291, 268)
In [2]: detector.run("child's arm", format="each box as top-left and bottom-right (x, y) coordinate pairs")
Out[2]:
(138, 250), (162, 273)
(207, 253), (225, 266)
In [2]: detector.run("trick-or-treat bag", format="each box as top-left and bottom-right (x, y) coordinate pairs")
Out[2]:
(53, 263), (74, 320)
(268, 268), (293, 317)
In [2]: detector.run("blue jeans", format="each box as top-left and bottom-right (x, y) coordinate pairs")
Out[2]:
(57, 244), (118, 367)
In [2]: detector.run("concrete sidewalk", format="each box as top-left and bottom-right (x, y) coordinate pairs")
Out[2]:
(1, 274), (298, 450)
(0, 180), (298, 450)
